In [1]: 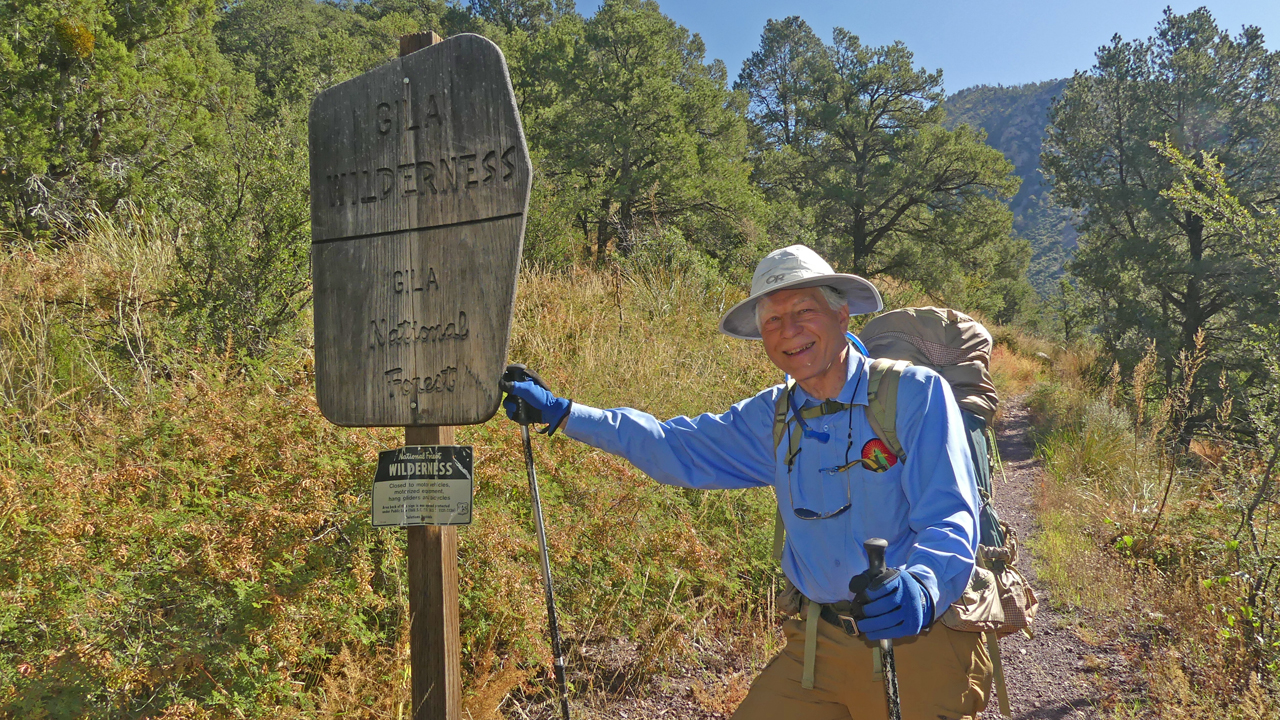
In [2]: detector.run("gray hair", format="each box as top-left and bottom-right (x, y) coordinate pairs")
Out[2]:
(755, 285), (848, 332)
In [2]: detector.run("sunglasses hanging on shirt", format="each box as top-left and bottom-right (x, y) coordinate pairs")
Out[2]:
(791, 405), (855, 520)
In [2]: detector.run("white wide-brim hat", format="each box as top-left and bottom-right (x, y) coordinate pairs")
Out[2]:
(719, 244), (883, 340)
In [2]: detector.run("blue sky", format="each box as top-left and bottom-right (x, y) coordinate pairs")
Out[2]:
(582, 1), (1280, 93)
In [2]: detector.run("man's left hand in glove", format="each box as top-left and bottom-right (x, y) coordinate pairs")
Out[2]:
(848, 564), (936, 641)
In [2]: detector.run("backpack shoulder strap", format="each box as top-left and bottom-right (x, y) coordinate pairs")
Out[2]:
(772, 506), (786, 563)
(771, 362), (913, 564)
(771, 379), (795, 562)
(772, 378), (795, 451)
(867, 358), (910, 459)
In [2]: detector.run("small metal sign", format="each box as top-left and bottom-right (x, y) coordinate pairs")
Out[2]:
(372, 445), (473, 527)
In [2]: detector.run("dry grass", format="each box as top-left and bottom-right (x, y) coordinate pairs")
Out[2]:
(0, 202), (176, 439)
(1025, 343), (1279, 719)
(0, 230), (789, 718)
(989, 344), (1043, 404)
(509, 264), (776, 416)
(690, 672), (752, 715)
(1031, 471), (1129, 616)
(11, 211), (1272, 717)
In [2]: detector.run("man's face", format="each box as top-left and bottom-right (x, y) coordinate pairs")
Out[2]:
(757, 287), (851, 385)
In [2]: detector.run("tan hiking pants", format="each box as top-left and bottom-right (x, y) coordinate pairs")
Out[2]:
(732, 613), (992, 720)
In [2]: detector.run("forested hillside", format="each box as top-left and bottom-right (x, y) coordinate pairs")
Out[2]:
(3, 2), (1279, 718)
(944, 79), (1076, 295)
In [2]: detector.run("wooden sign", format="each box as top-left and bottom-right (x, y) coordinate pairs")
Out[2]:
(309, 33), (531, 427)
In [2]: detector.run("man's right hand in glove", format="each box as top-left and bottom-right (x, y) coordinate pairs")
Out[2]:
(847, 564), (935, 640)
(500, 365), (572, 435)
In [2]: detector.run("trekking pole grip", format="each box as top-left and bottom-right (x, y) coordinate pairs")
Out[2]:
(502, 363), (535, 426)
(864, 538), (888, 577)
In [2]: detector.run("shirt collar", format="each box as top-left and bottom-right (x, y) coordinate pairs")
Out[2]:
(790, 344), (869, 408)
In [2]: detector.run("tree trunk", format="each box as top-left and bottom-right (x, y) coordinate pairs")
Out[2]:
(1178, 209), (1207, 447)
(617, 201), (635, 256)
(595, 197), (611, 264)
(579, 211), (593, 262)
(851, 213), (869, 274)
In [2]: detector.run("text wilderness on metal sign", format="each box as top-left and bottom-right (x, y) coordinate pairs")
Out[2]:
(372, 445), (474, 527)
(310, 33), (531, 427)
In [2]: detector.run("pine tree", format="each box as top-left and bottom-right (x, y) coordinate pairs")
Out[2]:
(1044, 8), (1280, 428)
(0, 0), (229, 238)
(737, 17), (1027, 317)
(519, 0), (761, 261)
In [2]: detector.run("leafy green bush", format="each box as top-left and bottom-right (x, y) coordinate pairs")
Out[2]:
(166, 122), (312, 355)
(0, 0), (229, 240)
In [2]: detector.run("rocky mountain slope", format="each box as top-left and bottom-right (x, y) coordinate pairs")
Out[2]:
(944, 80), (1077, 295)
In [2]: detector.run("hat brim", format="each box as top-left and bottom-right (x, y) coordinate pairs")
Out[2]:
(718, 274), (883, 340)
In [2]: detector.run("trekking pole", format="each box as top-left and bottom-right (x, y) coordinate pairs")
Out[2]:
(864, 538), (902, 720)
(504, 365), (572, 720)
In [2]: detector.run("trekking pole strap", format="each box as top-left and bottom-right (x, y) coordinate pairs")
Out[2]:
(986, 630), (1011, 716)
(802, 598), (821, 689)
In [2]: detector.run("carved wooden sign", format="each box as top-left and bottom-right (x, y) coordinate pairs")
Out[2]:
(310, 34), (530, 427)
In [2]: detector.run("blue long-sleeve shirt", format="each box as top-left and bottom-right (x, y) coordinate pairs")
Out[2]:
(562, 348), (980, 617)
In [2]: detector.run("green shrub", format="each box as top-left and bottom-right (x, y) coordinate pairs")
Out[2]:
(1026, 344), (1280, 717)
(166, 121), (312, 356)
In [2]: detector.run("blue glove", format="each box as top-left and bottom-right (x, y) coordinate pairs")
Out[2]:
(500, 366), (572, 435)
(849, 567), (935, 640)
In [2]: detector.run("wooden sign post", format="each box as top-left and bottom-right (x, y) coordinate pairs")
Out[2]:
(309, 30), (531, 720)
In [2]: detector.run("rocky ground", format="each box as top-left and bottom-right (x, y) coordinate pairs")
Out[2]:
(502, 396), (1136, 719)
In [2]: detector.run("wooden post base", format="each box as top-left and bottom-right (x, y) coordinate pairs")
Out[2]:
(405, 425), (461, 720)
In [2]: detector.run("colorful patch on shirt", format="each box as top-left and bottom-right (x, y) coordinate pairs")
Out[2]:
(861, 438), (899, 472)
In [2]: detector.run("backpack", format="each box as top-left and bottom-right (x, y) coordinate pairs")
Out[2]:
(861, 307), (1003, 553)
(769, 308), (1036, 637)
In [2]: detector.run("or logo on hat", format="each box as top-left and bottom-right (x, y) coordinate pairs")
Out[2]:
(860, 439), (898, 472)
(765, 273), (788, 284)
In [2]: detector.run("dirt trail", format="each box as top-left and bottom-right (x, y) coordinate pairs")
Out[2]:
(507, 396), (1129, 719)
(978, 396), (1131, 719)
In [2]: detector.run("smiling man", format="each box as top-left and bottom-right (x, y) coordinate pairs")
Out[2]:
(502, 245), (990, 720)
